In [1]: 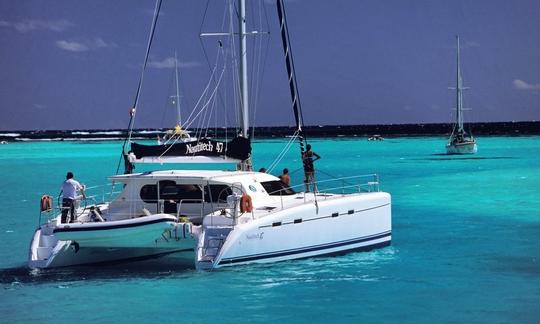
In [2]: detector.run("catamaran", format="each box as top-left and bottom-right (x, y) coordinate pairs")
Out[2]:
(446, 36), (477, 154)
(28, 0), (392, 270)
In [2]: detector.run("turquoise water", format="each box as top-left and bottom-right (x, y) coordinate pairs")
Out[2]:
(1, 137), (539, 323)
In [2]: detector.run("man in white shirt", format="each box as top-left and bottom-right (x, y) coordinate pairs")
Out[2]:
(61, 172), (85, 223)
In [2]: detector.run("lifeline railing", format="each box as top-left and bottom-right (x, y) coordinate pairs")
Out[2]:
(38, 183), (122, 225)
(268, 174), (381, 210)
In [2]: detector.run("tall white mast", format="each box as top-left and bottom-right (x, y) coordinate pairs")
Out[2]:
(174, 51), (182, 127)
(198, 0), (253, 170)
(239, 0), (249, 138)
(456, 35), (464, 133)
(238, 0), (252, 170)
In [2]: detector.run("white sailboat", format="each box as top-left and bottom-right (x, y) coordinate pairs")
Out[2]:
(28, 0), (392, 270)
(446, 36), (477, 154)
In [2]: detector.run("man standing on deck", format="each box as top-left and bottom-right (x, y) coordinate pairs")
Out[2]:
(302, 144), (321, 192)
(61, 172), (85, 223)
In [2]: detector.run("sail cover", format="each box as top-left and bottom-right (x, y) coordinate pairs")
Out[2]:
(130, 137), (251, 163)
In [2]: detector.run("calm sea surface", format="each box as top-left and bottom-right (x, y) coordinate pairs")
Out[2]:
(0, 136), (539, 323)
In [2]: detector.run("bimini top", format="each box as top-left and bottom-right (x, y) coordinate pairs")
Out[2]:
(109, 169), (279, 184)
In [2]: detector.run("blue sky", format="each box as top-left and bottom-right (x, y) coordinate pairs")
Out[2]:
(1, 0), (539, 131)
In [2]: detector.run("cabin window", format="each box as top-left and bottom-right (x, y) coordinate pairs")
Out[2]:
(176, 184), (203, 202)
(140, 184), (158, 203)
(139, 183), (202, 204)
(204, 185), (233, 203)
(159, 180), (177, 199)
(261, 181), (296, 196)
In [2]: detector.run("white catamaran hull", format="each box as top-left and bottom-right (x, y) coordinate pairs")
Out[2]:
(206, 192), (391, 268)
(446, 141), (477, 154)
(29, 214), (196, 269)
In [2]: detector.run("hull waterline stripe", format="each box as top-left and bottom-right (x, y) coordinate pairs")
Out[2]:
(53, 217), (175, 233)
(218, 231), (391, 265)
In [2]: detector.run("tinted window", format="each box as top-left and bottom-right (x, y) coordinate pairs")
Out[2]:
(177, 184), (203, 202)
(261, 181), (296, 196)
(139, 183), (202, 203)
(204, 185), (233, 203)
(140, 184), (157, 203)
(159, 180), (177, 199)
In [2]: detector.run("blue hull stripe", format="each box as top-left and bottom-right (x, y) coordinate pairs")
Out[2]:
(53, 218), (174, 233)
(218, 231), (391, 265)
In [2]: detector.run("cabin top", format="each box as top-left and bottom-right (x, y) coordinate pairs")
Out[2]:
(109, 169), (280, 185)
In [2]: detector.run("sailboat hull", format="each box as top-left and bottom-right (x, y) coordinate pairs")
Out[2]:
(29, 241), (194, 269)
(446, 141), (477, 154)
(213, 192), (391, 268)
(52, 214), (178, 248)
(28, 215), (197, 269)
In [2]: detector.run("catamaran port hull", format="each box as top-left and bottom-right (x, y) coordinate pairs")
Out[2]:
(28, 215), (196, 269)
(29, 241), (194, 269)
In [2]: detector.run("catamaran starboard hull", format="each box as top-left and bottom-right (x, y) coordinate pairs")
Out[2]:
(211, 192), (391, 268)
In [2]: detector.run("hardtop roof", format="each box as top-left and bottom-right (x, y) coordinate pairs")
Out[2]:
(109, 169), (280, 184)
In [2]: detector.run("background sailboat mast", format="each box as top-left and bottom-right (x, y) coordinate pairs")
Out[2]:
(174, 51), (182, 127)
(238, 0), (252, 171)
(456, 35), (464, 133)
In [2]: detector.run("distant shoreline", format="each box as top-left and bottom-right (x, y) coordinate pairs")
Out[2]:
(1, 121), (539, 141)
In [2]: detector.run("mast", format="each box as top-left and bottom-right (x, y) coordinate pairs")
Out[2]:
(238, 0), (252, 170)
(174, 51), (182, 127)
(455, 35), (464, 134)
(118, 0), (162, 175)
(277, 0), (308, 169)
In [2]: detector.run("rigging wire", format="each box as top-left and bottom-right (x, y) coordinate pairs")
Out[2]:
(182, 50), (222, 129)
(159, 71), (176, 130)
(116, 0), (162, 175)
(184, 46), (226, 134)
(267, 130), (299, 173)
(126, 0), (163, 144)
(156, 67), (225, 159)
(204, 88), (219, 137)
(250, 0), (271, 139)
(199, 0), (230, 138)
(183, 65), (227, 132)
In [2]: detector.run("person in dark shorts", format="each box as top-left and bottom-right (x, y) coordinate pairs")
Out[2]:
(60, 172), (86, 223)
(302, 144), (320, 192)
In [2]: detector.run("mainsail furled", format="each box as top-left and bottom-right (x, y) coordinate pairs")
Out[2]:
(130, 137), (251, 164)
(277, 0), (308, 171)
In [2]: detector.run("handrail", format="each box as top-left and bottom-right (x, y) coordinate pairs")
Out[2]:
(177, 198), (205, 221)
(267, 173), (380, 196)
